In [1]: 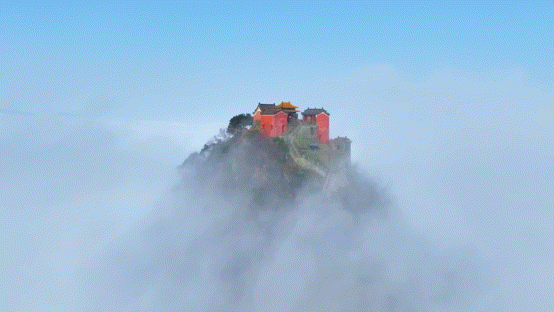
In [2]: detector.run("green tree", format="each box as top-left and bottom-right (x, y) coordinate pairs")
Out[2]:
(227, 113), (253, 134)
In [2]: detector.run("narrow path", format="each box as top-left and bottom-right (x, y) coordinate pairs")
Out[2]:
(285, 127), (327, 177)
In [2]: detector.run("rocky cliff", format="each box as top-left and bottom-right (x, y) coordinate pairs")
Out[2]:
(180, 130), (388, 218)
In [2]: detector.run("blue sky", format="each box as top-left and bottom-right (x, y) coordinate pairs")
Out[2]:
(1, 2), (553, 311)
(2, 2), (552, 121)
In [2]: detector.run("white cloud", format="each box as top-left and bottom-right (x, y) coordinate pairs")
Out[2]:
(1, 63), (552, 311)
(331, 65), (554, 310)
(0, 114), (187, 311)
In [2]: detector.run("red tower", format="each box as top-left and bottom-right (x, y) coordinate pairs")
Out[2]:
(301, 108), (330, 143)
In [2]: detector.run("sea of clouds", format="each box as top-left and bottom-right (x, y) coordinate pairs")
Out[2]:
(1, 66), (552, 311)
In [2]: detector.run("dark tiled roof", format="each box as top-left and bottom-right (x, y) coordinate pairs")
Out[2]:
(302, 108), (330, 116)
(332, 136), (351, 142)
(260, 108), (287, 115)
(254, 103), (276, 114)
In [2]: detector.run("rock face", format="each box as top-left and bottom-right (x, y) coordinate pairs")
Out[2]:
(181, 132), (311, 211)
(181, 131), (386, 217)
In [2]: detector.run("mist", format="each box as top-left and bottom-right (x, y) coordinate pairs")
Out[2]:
(1, 66), (553, 311)
(69, 127), (483, 311)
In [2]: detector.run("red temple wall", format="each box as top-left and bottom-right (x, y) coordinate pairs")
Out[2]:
(316, 113), (329, 143)
(260, 112), (288, 137)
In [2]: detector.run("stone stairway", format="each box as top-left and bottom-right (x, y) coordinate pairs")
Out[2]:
(285, 126), (327, 177)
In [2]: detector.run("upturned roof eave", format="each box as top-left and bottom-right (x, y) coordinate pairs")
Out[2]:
(301, 108), (330, 116)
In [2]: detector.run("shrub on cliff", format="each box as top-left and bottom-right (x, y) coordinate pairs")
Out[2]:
(227, 113), (253, 134)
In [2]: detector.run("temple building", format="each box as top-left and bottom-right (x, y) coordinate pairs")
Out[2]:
(301, 108), (330, 143)
(250, 101), (350, 177)
(252, 102), (331, 143)
(253, 102), (300, 137)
